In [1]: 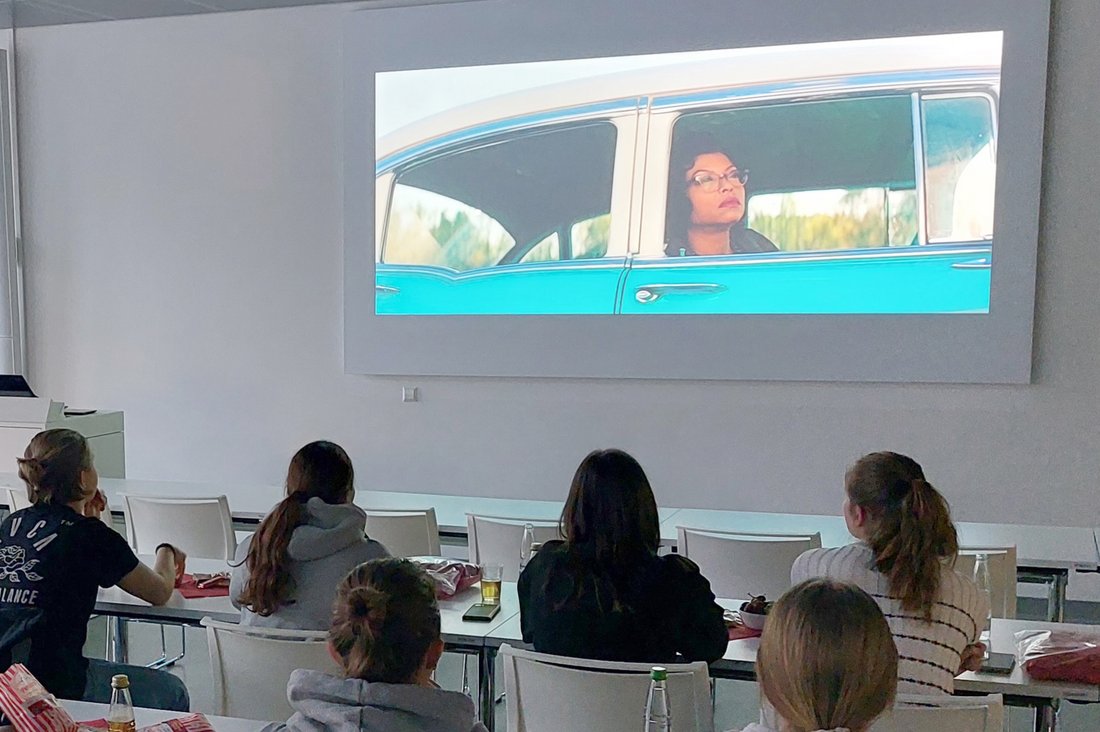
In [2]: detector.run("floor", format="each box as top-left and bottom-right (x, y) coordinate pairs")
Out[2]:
(84, 599), (1100, 731)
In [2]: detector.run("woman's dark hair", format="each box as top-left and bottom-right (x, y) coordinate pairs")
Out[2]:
(560, 449), (660, 568)
(329, 558), (441, 683)
(237, 441), (355, 616)
(17, 428), (93, 505)
(846, 451), (959, 621)
(665, 130), (746, 247)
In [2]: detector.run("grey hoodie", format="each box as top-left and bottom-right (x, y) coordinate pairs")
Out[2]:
(230, 498), (388, 630)
(263, 669), (489, 732)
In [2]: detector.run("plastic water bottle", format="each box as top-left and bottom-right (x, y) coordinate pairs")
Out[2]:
(519, 522), (536, 573)
(108, 674), (136, 732)
(644, 666), (671, 731)
(972, 553), (992, 638)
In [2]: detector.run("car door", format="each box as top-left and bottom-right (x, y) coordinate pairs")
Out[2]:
(622, 84), (996, 314)
(376, 116), (634, 314)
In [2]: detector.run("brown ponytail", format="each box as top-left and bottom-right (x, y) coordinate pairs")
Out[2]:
(329, 559), (440, 683)
(16, 429), (93, 506)
(236, 441), (355, 616)
(846, 452), (958, 621)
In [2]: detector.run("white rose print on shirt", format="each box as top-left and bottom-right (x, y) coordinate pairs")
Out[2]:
(0, 546), (42, 583)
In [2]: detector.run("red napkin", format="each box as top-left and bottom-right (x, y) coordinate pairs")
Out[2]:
(176, 573), (231, 599)
(728, 624), (762, 641)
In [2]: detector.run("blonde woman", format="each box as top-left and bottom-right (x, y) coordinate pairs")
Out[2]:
(791, 452), (988, 694)
(740, 579), (898, 732)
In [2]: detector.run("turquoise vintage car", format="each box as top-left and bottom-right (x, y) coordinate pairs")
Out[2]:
(375, 36), (998, 314)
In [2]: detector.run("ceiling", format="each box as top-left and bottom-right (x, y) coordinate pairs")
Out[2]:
(6, 0), (373, 27)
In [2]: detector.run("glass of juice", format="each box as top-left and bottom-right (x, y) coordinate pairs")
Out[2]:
(480, 563), (504, 604)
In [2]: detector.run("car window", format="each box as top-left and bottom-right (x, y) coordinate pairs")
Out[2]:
(571, 214), (611, 259)
(667, 96), (916, 254)
(520, 232), (560, 263)
(747, 187), (918, 249)
(383, 122), (617, 270)
(921, 95), (996, 242)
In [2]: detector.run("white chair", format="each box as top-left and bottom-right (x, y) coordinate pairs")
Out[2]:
(500, 644), (714, 732)
(2, 486), (31, 512)
(871, 693), (1003, 732)
(121, 493), (236, 561)
(120, 494), (235, 668)
(956, 546), (1018, 619)
(676, 527), (821, 600)
(466, 514), (561, 582)
(201, 617), (339, 722)
(365, 508), (441, 557)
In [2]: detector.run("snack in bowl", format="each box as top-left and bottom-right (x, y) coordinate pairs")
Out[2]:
(739, 594), (774, 630)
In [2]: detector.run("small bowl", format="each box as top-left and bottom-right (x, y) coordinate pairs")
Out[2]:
(739, 610), (768, 630)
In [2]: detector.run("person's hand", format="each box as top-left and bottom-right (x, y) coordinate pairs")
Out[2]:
(157, 544), (188, 583)
(958, 642), (986, 673)
(83, 490), (107, 519)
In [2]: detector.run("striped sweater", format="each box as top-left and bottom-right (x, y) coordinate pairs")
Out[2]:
(791, 542), (988, 695)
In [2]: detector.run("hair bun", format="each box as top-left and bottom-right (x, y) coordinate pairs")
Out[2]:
(16, 456), (44, 484)
(347, 585), (387, 627)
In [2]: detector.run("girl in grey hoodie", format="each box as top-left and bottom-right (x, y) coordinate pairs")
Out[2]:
(264, 558), (487, 732)
(734, 579), (898, 732)
(231, 441), (388, 630)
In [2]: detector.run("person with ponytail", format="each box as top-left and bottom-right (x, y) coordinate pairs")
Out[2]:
(738, 579), (898, 732)
(0, 429), (189, 710)
(230, 440), (387, 629)
(264, 558), (488, 732)
(791, 452), (988, 695)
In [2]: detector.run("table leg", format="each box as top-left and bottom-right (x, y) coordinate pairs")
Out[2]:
(479, 647), (498, 732)
(109, 617), (128, 664)
(1034, 699), (1059, 732)
(1048, 573), (1067, 623)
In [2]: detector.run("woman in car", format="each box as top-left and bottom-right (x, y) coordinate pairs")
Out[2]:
(665, 132), (779, 256)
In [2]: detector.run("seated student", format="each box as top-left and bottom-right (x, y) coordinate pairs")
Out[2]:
(791, 451), (988, 695)
(231, 440), (388, 630)
(518, 449), (727, 663)
(265, 558), (487, 732)
(0, 429), (189, 710)
(740, 578), (898, 732)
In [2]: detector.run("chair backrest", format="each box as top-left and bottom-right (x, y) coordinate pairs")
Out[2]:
(122, 494), (236, 561)
(500, 644), (714, 732)
(870, 693), (1003, 732)
(676, 527), (821, 600)
(956, 546), (1017, 619)
(364, 508), (441, 557)
(466, 514), (561, 582)
(201, 617), (339, 721)
(2, 487), (31, 513)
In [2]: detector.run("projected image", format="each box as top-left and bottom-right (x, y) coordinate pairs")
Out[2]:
(375, 32), (1000, 315)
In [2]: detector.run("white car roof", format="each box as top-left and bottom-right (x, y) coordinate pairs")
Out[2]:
(378, 33), (1001, 163)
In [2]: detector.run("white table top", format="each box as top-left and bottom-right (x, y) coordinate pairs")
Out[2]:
(61, 700), (267, 731)
(96, 559), (521, 648)
(719, 616), (1100, 703)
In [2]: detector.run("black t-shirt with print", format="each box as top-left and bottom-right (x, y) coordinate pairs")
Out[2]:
(0, 503), (138, 699)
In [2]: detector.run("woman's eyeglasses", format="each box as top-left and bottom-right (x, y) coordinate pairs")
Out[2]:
(689, 168), (749, 192)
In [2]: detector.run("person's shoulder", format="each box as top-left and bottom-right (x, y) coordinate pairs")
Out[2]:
(791, 542), (869, 582)
(738, 227), (779, 253)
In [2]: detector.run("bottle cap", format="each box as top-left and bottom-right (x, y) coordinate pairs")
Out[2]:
(111, 674), (130, 689)
(650, 666), (668, 681)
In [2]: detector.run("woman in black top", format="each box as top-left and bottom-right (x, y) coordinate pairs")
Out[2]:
(518, 449), (727, 664)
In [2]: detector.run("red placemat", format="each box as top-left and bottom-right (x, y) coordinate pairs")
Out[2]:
(728, 624), (762, 641)
(176, 574), (231, 599)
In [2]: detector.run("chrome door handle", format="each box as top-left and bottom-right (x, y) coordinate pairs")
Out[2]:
(951, 258), (991, 270)
(376, 285), (400, 295)
(635, 283), (727, 304)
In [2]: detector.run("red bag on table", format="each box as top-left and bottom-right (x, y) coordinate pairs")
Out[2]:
(408, 557), (481, 599)
(0, 664), (78, 732)
(1015, 629), (1100, 684)
(138, 714), (215, 732)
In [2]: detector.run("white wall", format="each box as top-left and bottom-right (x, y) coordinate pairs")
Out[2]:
(12, 2), (1100, 528)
